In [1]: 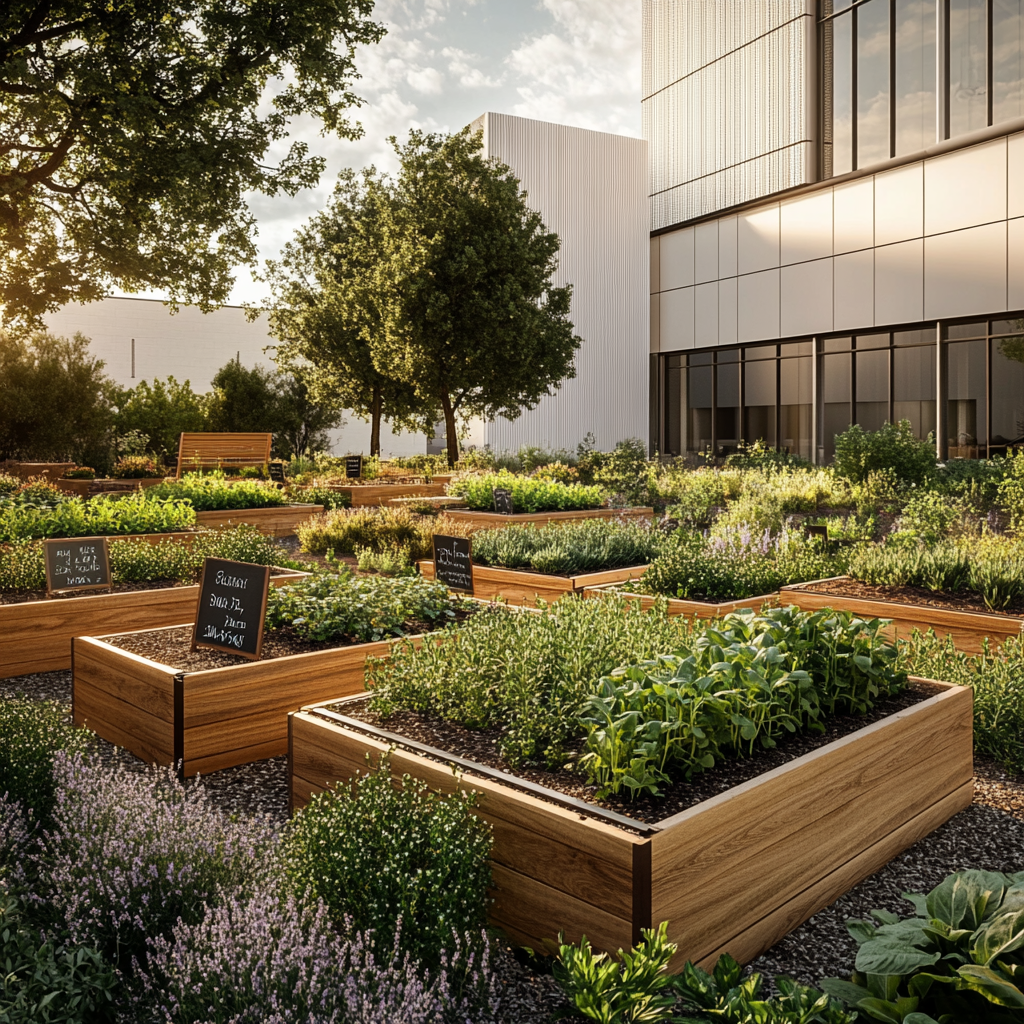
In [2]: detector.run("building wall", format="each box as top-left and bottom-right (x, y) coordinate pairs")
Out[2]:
(650, 129), (1024, 351)
(643, 0), (817, 232)
(478, 113), (650, 452)
(42, 296), (425, 457)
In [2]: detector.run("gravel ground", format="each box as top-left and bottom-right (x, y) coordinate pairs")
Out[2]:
(5, 668), (1024, 1022)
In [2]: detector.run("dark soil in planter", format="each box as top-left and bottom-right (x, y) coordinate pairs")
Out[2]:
(0, 567), (296, 606)
(104, 611), (473, 672)
(331, 680), (941, 826)
(796, 576), (1024, 617)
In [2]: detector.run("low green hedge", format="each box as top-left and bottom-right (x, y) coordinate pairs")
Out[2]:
(145, 472), (288, 511)
(447, 471), (604, 513)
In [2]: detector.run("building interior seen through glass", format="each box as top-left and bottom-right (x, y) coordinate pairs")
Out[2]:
(659, 318), (1024, 462)
(820, 0), (1024, 177)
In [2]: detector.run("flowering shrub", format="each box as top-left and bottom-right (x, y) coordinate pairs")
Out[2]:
(448, 470), (604, 512)
(0, 795), (30, 878)
(283, 756), (492, 975)
(111, 455), (163, 479)
(139, 889), (499, 1024)
(43, 753), (275, 973)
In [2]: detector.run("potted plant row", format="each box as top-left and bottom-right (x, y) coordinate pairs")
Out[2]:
(289, 597), (972, 971)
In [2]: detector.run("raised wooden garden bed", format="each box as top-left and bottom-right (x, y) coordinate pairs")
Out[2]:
(72, 623), (424, 778)
(582, 583), (779, 619)
(290, 678), (972, 970)
(325, 483), (447, 507)
(194, 503), (323, 537)
(8, 462), (75, 482)
(0, 568), (306, 680)
(781, 577), (1024, 654)
(419, 560), (649, 606)
(56, 477), (166, 498)
(442, 507), (655, 533)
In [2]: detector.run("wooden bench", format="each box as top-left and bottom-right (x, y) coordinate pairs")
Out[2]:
(175, 433), (273, 478)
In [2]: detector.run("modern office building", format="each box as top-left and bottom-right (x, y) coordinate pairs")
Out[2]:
(646, 0), (1024, 461)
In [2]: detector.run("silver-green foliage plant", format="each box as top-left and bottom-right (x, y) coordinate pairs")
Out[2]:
(448, 470), (604, 512)
(470, 518), (666, 575)
(266, 571), (461, 643)
(822, 869), (1024, 1023)
(367, 595), (701, 769)
(580, 607), (906, 799)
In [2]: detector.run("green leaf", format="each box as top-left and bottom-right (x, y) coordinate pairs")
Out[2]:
(956, 964), (1024, 1007)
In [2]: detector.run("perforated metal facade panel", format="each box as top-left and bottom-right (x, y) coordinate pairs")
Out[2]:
(644, 0), (817, 231)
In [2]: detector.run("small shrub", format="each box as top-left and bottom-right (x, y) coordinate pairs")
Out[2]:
(289, 483), (352, 510)
(61, 466), (95, 480)
(296, 506), (462, 559)
(447, 470), (604, 513)
(997, 447), (1024, 531)
(893, 488), (978, 542)
(663, 468), (727, 527)
(145, 472), (288, 511)
(833, 420), (936, 485)
(935, 456), (1007, 510)
(111, 455), (162, 479)
(283, 754), (493, 974)
(592, 438), (657, 507)
(726, 438), (811, 472)
(356, 542), (416, 576)
(0, 474), (21, 497)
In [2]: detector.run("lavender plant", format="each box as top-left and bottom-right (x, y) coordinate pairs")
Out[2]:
(42, 753), (276, 973)
(138, 889), (499, 1024)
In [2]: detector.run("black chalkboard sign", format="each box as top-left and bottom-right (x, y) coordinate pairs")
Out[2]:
(268, 462), (286, 484)
(44, 537), (111, 595)
(345, 455), (363, 479)
(493, 487), (514, 515)
(804, 524), (829, 544)
(191, 558), (271, 660)
(432, 535), (473, 593)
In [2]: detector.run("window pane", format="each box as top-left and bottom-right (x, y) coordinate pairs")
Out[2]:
(716, 362), (741, 455)
(894, 344), (937, 439)
(744, 359), (777, 446)
(780, 340), (813, 356)
(856, 347), (890, 430)
(949, 0), (989, 137)
(947, 339), (987, 456)
(665, 360), (684, 457)
(895, 0), (937, 154)
(948, 320), (987, 339)
(993, 317), (1024, 336)
(824, 336), (852, 351)
(823, 351), (853, 461)
(894, 327), (934, 345)
(858, 0), (892, 166)
(745, 344), (777, 360)
(994, 0), (1024, 123)
(688, 364), (713, 453)
(991, 333), (1024, 453)
(856, 332), (891, 348)
(829, 13), (855, 175)
(780, 356), (813, 460)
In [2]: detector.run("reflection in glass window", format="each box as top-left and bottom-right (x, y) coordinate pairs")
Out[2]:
(993, 0), (1024, 123)
(824, 11), (855, 175)
(823, 351), (853, 461)
(895, 0), (937, 154)
(743, 358), (777, 447)
(991, 329), (1024, 452)
(856, 347), (890, 431)
(949, 0), (989, 136)
(894, 345), (937, 439)
(664, 356), (685, 457)
(688, 361), (713, 454)
(859, 0), (892, 166)
(780, 356), (813, 460)
(947, 339), (987, 456)
(716, 360), (741, 455)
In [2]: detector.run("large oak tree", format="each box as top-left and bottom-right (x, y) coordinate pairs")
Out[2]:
(0, 0), (383, 327)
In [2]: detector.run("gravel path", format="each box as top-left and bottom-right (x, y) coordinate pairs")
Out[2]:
(5, 668), (1023, 1022)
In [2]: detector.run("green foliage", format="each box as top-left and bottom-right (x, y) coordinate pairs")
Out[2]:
(901, 632), (1024, 774)
(288, 484), (351, 510)
(0, 891), (116, 1024)
(0, 475), (20, 497)
(0, 696), (92, 827)
(0, 331), (114, 470)
(62, 467), (95, 480)
(822, 869), (1024, 1023)
(726, 439), (813, 472)
(145, 472), (287, 511)
(934, 457), (1008, 511)
(470, 518), (665, 575)
(552, 922), (680, 1023)
(997, 449), (1024, 532)
(110, 456), (162, 480)
(664, 470), (728, 528)
(580, 607), (905, 798)
(282, 754), (492, 972)
(677, 953), (855, 1023)
(891, 489), (978, 543)
(448, 470), (604, 513)
(367, 596), (702, 769)
(111, 377), (208, 462)
(1, 0), (385, 327)
(592, 439), (659, 508)
(265, 571), (461, 642)
(296, 506), (464, 559)
(355, 542), (416, 576)
(833, 421), (936, 486)
(637, 529), (841, 602)
(0, 493), (195, 541)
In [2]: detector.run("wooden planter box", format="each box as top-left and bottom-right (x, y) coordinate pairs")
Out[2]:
(781, 577), (1024, 655)
(419, 560), (649, 606)
(582, 583), (779, 619)
(0, 568), (305, 680)
(9, 462), (75, 482)
(72, 624), (425, 778)
(442, 507), (655, 533)
(56, 477), (166, 497)
(290, 678), (972, 970)
(326, 483), (447, 507)
(194, 503), (323, 537)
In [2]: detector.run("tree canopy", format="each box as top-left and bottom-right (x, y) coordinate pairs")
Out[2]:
(0, 0), (384, 327)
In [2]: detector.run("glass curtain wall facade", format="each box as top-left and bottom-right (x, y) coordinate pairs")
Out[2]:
(659, 316), (1024, 461)
(820, 0), (1024, 177)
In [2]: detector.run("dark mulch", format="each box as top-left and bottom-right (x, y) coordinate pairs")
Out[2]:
(795, 576), (1024, 617)
(334, 680), (940, 825)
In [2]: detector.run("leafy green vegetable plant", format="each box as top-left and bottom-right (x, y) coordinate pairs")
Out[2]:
(0, 492), (195, 541)
(145, 471), (288, 511)
(448, 470), (604, 512)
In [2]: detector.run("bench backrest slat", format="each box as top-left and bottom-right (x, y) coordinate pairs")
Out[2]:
(176, 433), (273, 478)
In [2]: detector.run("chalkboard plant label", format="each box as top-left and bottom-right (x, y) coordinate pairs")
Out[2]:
(432, 535), (474, 593)
(345, 455), (363, 479)
(493, 487), (514, 515)
(268, 462), (286, 484)
(191, 558), (271, 660)
(44, 537), (112, 595)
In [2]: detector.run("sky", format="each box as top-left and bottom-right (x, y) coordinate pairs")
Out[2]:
(224, 0), (642, 304)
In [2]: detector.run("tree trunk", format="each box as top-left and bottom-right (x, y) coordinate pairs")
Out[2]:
(441, 393), (459, 468)
(370, 386), (382, 457)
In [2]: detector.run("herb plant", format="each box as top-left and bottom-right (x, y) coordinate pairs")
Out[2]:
(0, 492), (195, 541)
(145, 471), (288, 510)
(448, 470), (605, 512)
(296, 505), (467, 559)
(288, 483), (352, 509)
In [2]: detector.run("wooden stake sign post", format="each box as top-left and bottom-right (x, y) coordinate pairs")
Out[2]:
(43, 538), (112, 595)
(432, 535), (474, 593)
(191, 558), (271, 660)
(492, 487), (514, 515)
(345, 455), (363, 479)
